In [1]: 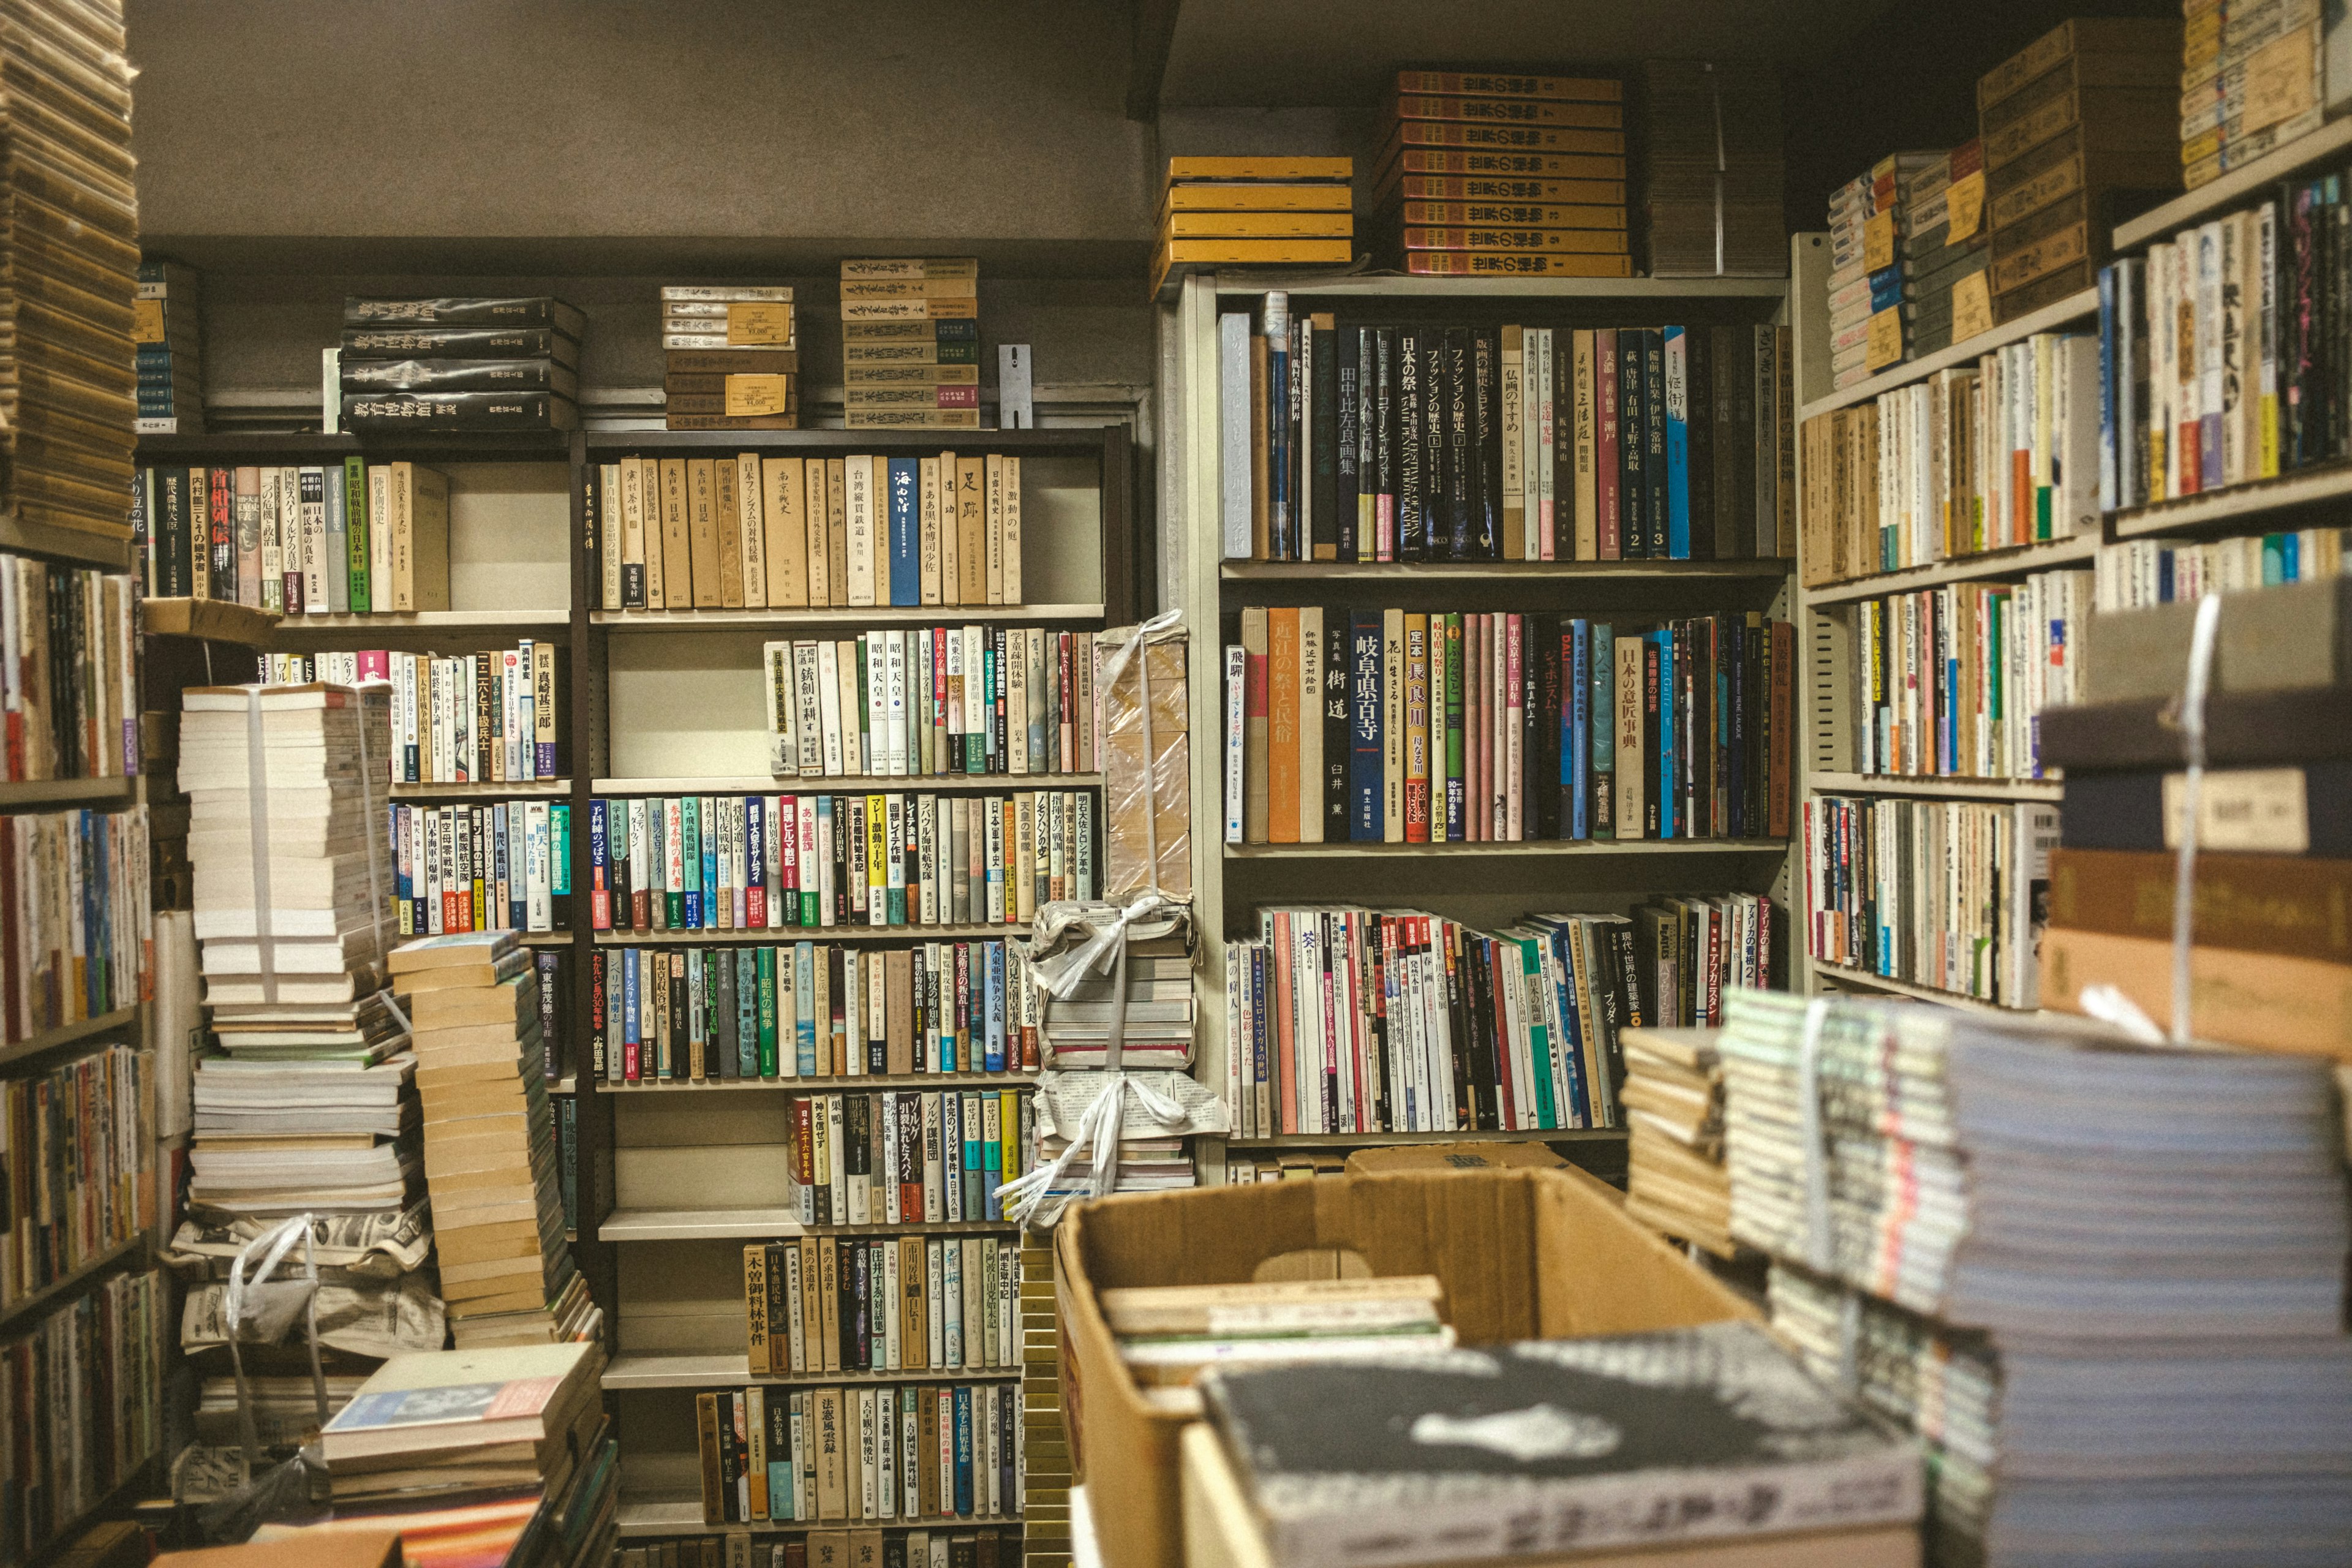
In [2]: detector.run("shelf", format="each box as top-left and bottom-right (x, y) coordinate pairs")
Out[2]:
(550, 1076), (578, 1096)
(594, 775), (1102, 795)
(1227, 1126), (1626, 1148)
(391, 778), (571, 798)
(516, 930), (575, 947)
(1210, 272), (1789, 300)
(0, 1228), (148, 1333)
(272, 609), (572, 635)
(137, 429), (573, 459)
(1797, 288), (2100, 422)
(2114, 119), (2352, 252)
(599, 1208), (1022, 1242)
(1800, 533), (2100, 607)
(616, 1496), (1020, 1539)
(597, 924), (1030, 945)
(605, 1072), (1038, 1093)
(0, 1006), (142, 1072)
(2108, 462), (2352, 540)
(141, 597), (281, 647)
(587, 428), (1111, 454)
(0, 776), (136, 810)
(1221, 559), (1792, 583)
(1806, 772), (2064, 802)
(604, 1353), (1023, 1390)
(1811, 962), (2032, 1017)
(592, 604), (1104, 631)
(0, 512), (130, 571)
(1227, 837), (1787, 859)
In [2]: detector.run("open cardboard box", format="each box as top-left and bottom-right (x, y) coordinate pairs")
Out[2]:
(1054, 1168), (1764, 1568)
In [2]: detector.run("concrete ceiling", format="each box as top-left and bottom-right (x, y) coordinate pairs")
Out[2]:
(1153, 0), (1900, 107)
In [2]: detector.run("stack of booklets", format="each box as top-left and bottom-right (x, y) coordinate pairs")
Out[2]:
(339, 297), (583, 431)
(663, 285), (797, 431)
(1979, 19), (2178, 325)
(1863, 152), (1942, 375)
(1369, 70), (1627, 278)
(1108, 1277), (1451, 1418)
(1899, 140), (1989, 358)
(1036, 926), (1193, 1071)
(2182, 3), (2318, 187)
(1618, 1024), (1732, 1257)
(1153, 157), (1353, 300)
(394, 932), (592, 1349)
(842, 260), (980, 430)
(1722, 987), (2352, 1564)
(137, 459), (452, 611)
(1637, 61), (1785, 277)
(1823, 172), (1875, 390)
(187, 1035), (420, 1218)
(137, 258), (203, 435)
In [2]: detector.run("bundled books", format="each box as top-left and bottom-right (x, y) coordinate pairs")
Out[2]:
(1370, 70), (1628, 278)
(1034, 941), (1193, 1072)
(664, 284), (797, 431)
(0, 1043), (151, 1312)
(1724, 988), (2352, 1566)
(136, 258), (203, 435)
(1638, 61), (1785, 277)
(592, 451), (1025, 611)
(339, 296), (582, 431)
(1797, 329), (2098, 586)
(744, 1233), (1025, 1375)
(1842, 566), (2092, 781)
(1153, 158), (1353, 300)
(1803, 793), (2055, 1005)
(1618, 1025), (1732, 1256)
(393, 933), (584, 1348)
(390, 798), (573, 936)
(1826, 152), (1940, 385)
(596, 940), (1038, 1084)
(1219, 298), (1793, 562)
(693, 1380), (1020, 1525)
(1901, 140), (1991, 358)
(0, 1269), (165, 1568)
(320, 1340), (605, 1504)
(0, 809), (148, 1046)
(1106, 1276), (1449, 1401)
(617, 1529), (1016, 1568)
(591, 789), (1093, 933)
(2183, 0), (2322, 186)
(2094, 529), (2350, 608)
(1980, 20), (2179, 325)
(137, 459), (451, 611)
(1226, 608), (1794, 845)
(759, 627), (1096, 781)
(788, 1089), (1030, 1224)
(843, 260), (980, 431)
(0, 558), (137, 780)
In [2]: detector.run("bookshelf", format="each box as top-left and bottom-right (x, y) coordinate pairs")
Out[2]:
(1164, 269), (1801, 1183)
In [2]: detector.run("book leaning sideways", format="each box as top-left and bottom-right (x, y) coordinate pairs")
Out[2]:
(1199, 1321), (1920, 1568)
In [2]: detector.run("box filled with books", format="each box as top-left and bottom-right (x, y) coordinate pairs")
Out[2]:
(1637, 61), (1786, 277)
(1901, 140), (1990, 357)
(843, 260), (981, 431)
(339, 297), (582, 432)
(663, 284), (797, 431)
(1152, 157), (1354, 301)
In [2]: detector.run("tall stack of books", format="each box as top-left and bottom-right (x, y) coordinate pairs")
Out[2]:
(339, 297), (584, 432)
(136, 258), (203, 435)
(1618, 1024), (1731, 1257)
(1980, 18), (2180, 324)
(1901, 141), (1989, 357)
(663, 285), (797, 431)
(2182, 1), (2320, 189)
(1371, 70), (1630, 278)
(393, 930), (593, 1349)
(1153, 157), (1354, 300)
(1823, 172), (1875, 389)
(319, 1340), (606, 1508)
(1637, 61), (1786, 277)
(842, 260), (981, 431)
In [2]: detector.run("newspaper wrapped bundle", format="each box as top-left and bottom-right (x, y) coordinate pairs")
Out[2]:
(1096, 615), (1191, 900)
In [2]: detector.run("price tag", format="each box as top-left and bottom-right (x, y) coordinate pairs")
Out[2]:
(133, 297), (165, 343)
(1945, 171), (1986, 243)
(1866, 306), (1905, 371)
(1864, 211), (1896, 274)
(1952, 271), (1994, 344)
(726, 301), (796, 346)
(725, 374), (794, 417)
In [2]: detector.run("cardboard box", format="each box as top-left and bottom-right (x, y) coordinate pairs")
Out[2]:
(1055, 1169), (1760, 1568)
(1342, 1140), (1572, 1175)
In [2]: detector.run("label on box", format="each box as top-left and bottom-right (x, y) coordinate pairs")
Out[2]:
(726, 374), (794, 416)
(1864, 211), (1896, 274)
(2244, 24), (2316, 134)
(1865, 306), (1904, 371)
(2163, 768), (2310, 853)
(133, 297), (165, 342)
(1945, 171), (1986, 243)
(726, 301), (796, 345)
(1951, 271), (1994, 344)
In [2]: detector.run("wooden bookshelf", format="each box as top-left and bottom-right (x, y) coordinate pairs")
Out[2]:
(0, 1227), (149, 1333)
(595, 775), (1102, 794)
(1811, 962), (2037, 1017)
(1228, 1127), (1624, 1149)
(0, 776), (136, 810)
(605, 1071), (1038, 1094)
(600, 1208), (1022, 1243)
(1225, 839), (1787, 860)
(1800, 533), (2100, 607)
(1806, 772), (2064, 803)
(593, 924), (1031, 945)
(391, 777), (571, 798)
(1221, 559), (1790, 584)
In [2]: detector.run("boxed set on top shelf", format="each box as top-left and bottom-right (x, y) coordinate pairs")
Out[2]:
(1826, 151), (1943, 382)
(338, 295), (584, 431)
(1899, 140), (1990, 360)
(137, 257), (203, 435)
(1153, 157), (1354, 301)
(1637, 61), (1787, 278)
(1371, 69), (1629, 278)
(1218, 293), (1792, 562)
(664, 284), (798, 430)
(2182, 0), (2331, 188)
(843, 258), (981, 431)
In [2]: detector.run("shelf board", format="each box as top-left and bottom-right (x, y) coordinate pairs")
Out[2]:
(1806, 772), (2064, 802)
(1800, 533), (2100, 606)
(1220, 559), (1792, 583)
(1811, 962), (2033, 1016)
(550, 1076), (577, 1096)
(598, 1208), (1021, 1242)
(0, 513), (130, 571)
(604, 1354), (1023, 1390)
(1210, 272), (1788, 300)
(391, 778), (571, 798)
(592, 605), (1104, 631)
(141, 597), (281, 647)
(616, 1496), (1020, 1538)
(2108, 462), (2352, 540)
(586, 428), (1110, 454)
(596, 923), (1030, 945)
(273, 609), (572, 636)
(1227, 837), (1786, 859)
(0, 776), (136, 810)
(1227, 1127), (1626, 1148)
(2115, 119), (2352, 252)
(0, 1006), (142, 1072)
(516, 930), (575, 948)
(1797, 288), (2100, 422)
(594, 775), (1101, 795)
(137, 429), (572, 459)
(0, 1228), (148, 1333)
(605, 1072), (1038, 1093)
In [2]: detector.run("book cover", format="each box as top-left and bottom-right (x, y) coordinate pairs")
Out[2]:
(888, 456), (921, 607)
(1349, 610), (1384, 840)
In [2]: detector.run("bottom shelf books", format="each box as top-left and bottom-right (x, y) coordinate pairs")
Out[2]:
(621, 1526), (1018, 1568)
(1223, 895), (1773, 1137)
(744, 1235), (1025, 1376)
(0, 1268), (168, 1568)
(695, 1383), (1022, 1526)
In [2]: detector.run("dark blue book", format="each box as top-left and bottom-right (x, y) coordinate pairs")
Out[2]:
(622, 949), (640, 1076)
(954, 1385), (975, 1516)
(1642, 330), (1669, 559)
(887, 456), (921, 606)
(1655, 628), (1679, 840)
(849, 1238), (871, 1370)
(1349, 610), (1384, 840)
(1569, 620), (1589, 841)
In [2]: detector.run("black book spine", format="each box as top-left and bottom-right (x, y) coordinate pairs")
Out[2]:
(589, 949), (608, 1078)
(1419, 330), (1447, 560)
(1373, 327), (1397, 560)
(537, 950), (562, 1079)
(715, 1395), (739, 1521)
(1335, 326), (1360, 562)
(158, 469), (186, 598)
(2334, 190), (2351, 462)
(1554, 325), (1575, 557)
(340, 325), (572, 360)
(1618, 336), (1646, 559)
(1643, 330), (1669, 559)
(1685, 325), (1715, 561)
(848, 1235), (871, 1371)
(1312, 314), (1340, 560)
(1396, 329), (1424, 559)
(339, 391), (575, 429)
(1523, 616), (1544, 839)
(1442, 924), (1474, 1129)
(1324, 617), (1351, 839)
(340, 356), (568, 392)
(1444, 326), (1472, 559)
(1535, 619), (1562, 840)
(1472, 328), (1500, 559)
(1716, 325), (1753, 559)
(1288, 315), (1306, 560)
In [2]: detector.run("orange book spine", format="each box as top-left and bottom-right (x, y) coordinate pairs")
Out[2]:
(1267, 607), (1301, 842)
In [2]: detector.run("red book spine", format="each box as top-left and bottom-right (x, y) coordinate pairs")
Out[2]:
(208, 469), (233, 601)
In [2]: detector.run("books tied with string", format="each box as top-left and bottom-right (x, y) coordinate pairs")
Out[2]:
(1618, 1023), (1734, 1257)
(1721, 987), (2352, 1566)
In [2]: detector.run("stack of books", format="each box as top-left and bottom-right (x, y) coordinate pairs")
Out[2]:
(318, 1338), (607, 1508)
(842, 260), (980, 431)
(1862, 152), (1942, 375)
(1035, 935), (1193, 1072)
(393, 932), (591, 1349)
(1980, 18), (2179, 325)
(1823, 171), (1875, 390)
(1618, 1025), (1730, 1256)
(1030, 1076), (1202, 1204)
(1724, 987), (2352, 1564)
(1153, 157), (1353, 300)
(1899, 140), (1989, 357)
(1637, 61), (1785, 277)
(2182, 2), (2316, 188)
(1370, 70), (1630, 278)
(136, 258), (203, 435)
(1108, 1277), (1452, 1419)
(663, 285), (797, 431)
(339, 297), (584, 432)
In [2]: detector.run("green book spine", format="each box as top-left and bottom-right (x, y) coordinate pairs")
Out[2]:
(1518, 937), (1557, 1128)
(342, 457), (368, 608)
(551, 803), (571, 897)
(758, 945), (779, 1076)
(1444, 612), (1466, 841)
(665, 802), (685, 930)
